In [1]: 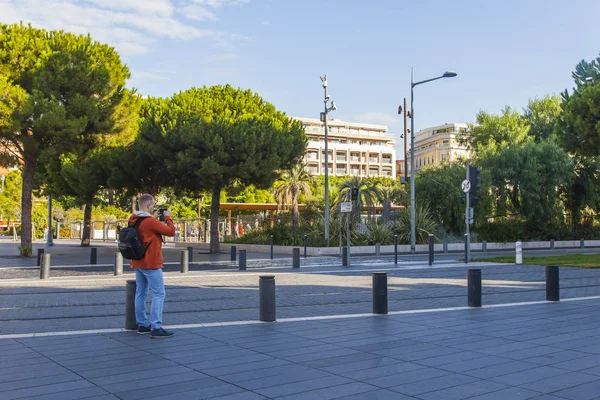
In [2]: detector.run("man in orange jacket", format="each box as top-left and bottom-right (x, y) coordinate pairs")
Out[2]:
(129, 194), (176, 338)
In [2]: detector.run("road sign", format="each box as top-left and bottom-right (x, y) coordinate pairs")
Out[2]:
(341, 202), (352, 213)
(461, 179), (471, 193)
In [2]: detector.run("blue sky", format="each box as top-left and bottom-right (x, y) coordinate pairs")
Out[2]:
(2, 0), (600, 157)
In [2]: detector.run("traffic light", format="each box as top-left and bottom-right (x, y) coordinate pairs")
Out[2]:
(471, 196), (479, 207)
(351, 188), (359, 201)
(469, 166), (481, 193)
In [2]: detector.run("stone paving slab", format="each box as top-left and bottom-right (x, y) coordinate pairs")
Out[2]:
(1, 299), (600, 399)
(1, 261), (600, 335)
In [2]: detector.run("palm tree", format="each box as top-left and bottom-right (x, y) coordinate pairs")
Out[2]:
(378, 185), (406, 221)
(274, 163), (312, 229)
(338, 177), (379, 222)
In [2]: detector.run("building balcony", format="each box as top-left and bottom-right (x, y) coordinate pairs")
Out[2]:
(368, 158), (379, 163)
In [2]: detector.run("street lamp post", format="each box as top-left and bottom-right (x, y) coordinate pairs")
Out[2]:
(320, 75), (337, 246)
(410, 68), (457, 253)
(46, 195), (54, 246)
(0, 175), (5, 192)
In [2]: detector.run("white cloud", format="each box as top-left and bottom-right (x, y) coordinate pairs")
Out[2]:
(179, 4), (219, 21)
(206, 53), (238, 62)
(192, 0), (249, 8)
(0, 0), (249, 56)
(262, 20), (271, 26)
(85, 0), (175, 16)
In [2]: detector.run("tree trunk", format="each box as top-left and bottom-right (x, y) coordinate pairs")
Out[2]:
(382, 201), (391, 222)
(210, 185), (221, 253)
(20, 157), (35, 257)
(131, 196), (137, 213)
(81, 203), (92, 247)
(292, 187), (299, 229)
(108, 189), (114, 206)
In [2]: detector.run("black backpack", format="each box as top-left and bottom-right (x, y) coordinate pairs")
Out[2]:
(118, 217), (149, 260)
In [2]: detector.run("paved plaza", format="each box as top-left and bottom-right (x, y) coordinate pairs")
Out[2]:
(1, 241), (600, 399)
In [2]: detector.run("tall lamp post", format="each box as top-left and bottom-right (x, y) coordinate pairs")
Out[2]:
(320, 75), (337, 246)
(410, 68), (457, 253)
(0, 175), (5, 192)
(46, 195), (54, 246)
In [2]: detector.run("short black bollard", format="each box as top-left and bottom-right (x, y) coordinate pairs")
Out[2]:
(394, 235), (398, 265)
(125, 280), (137, 330)
(372, 272), (388, 314)
(443, 240), (448, 253)
(467, 269), (482, 307)
(239, 250), (247, 271)
(293, 248), (300, 268)
(187, 247), (193, 263)
(428, 234), (434, 266)
(90, 247), (97, 265)
(580, 239), (585, 249)
(114, 252), (123, 276)
(259, 276), (276, 322)
(342, 246), (348, 266)
(180, 250), (189, 273)
(231, 246), (237, 262)
(37, 248), (44, 267)
(40, 253), (51, 279)
(375, 242), (381, 256)
(482, 240), (487, 252)
(303, 235), (308, 258)
(550, 239), (555, 250)
(270, 235), (274, 260)
(546, 265), (560, 301)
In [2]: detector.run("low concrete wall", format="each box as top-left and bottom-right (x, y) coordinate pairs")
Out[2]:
(177, 238), (600, 255)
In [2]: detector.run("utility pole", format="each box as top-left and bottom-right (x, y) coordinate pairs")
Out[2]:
(465, 164), (470, 263)
(403, 97), (408, 185)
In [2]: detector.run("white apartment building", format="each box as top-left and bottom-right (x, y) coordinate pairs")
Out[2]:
(400, 122), (471, 177)
(295, 117), (396, 178)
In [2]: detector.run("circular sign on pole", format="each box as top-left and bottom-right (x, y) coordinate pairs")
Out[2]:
(461, 180), (471, 193)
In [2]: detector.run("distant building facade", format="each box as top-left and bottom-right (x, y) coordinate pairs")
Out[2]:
(295, 117), (396, 178)
(398, 122), (471, 178)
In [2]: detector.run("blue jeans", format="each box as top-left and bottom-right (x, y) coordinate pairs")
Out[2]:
(135, 268), (165, 330)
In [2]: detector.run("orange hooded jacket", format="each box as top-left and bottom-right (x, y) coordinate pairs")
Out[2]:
(128, 212), (176, 270)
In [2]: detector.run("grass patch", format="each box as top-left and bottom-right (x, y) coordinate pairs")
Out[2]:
(473, 254), (600, 268)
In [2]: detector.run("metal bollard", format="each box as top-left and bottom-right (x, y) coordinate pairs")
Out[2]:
(90, 247), (97, 265)
(231, 246), (237, 262)
(375, 243), (381, 256)
(428, 234), (434, 266)
(372, 272), (388, 314)
(482, 240), (487, 252)
(580, 239), (585, 249)
(125, 280), (137, 330)
(293, 248), (300, 268)
(394, 235), (398, 265)
(516, 241), (522, 264)
(546, 265), (559, 301)
(467, 269), (482, 307)
(114, 252), (123, 276)
(239, 250), (247, 271)
(259, 276), (276, 322)
(550, 239), (555, 250)
(187, 247), (193, 263)
(180, 250), (189, 273)
(270, 235), (274, 260)
(443, 240), (448, 253)
(37, 248), (45, 267)
(40, 253), (51, 279)
(303, 235), (308, 258)
(342, 246), (348, 266)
